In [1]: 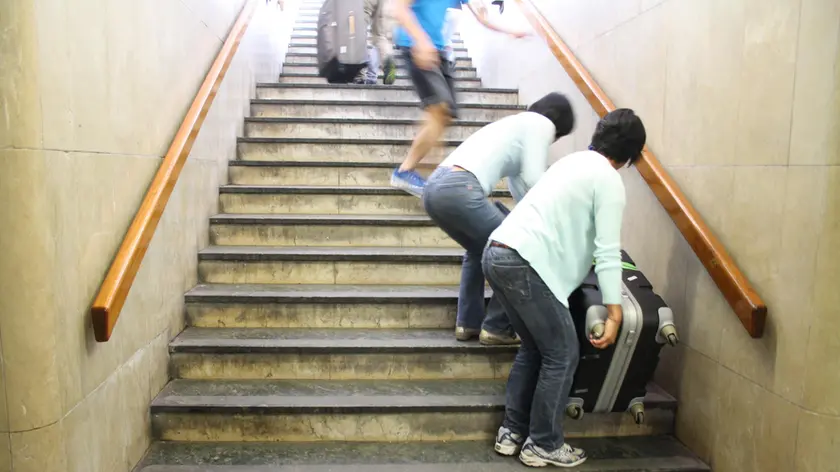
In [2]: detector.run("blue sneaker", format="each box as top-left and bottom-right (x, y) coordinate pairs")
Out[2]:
(390, 169), (426, 197)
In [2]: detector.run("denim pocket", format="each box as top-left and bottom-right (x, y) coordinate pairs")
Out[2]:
(495, 265), (531, 299)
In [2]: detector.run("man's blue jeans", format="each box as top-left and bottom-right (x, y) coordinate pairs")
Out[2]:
(482, 243), (580, 451)
(422, 167), (513, 336)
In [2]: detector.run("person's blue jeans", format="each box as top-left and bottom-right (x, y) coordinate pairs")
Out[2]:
(422, 166), (513, 336)
(482, 243), (580, 451)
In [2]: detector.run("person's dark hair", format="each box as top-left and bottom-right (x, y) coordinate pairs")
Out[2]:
(589, 109), (646, 166)
(527, 92), (575, 140)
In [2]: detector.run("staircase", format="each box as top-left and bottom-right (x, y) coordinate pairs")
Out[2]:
(135, 2), (709, 471)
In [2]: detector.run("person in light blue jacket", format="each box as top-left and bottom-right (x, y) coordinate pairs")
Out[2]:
(485, 109), (646, 468)
(422, 92), (575, 345)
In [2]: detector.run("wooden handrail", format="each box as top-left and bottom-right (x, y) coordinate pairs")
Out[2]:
(514, 0), (767, 337)
(91, 0), (258, 342)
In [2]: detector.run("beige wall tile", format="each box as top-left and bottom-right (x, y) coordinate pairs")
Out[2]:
(673, 347), (719, 462)
(796, 411), (840, 472)
(717, 167), (787, 386)
(662, 0), (745, 166)
(789, 0), (840, 166)
(0, 150), (64, 431)
(668, 167), (737, 360)
(35, 0), (222, 156)
(577, 4), (667, 155)
(712, 367), (799, 472)
(0, 433), (10, 472)
(766, 167), (827, 403)
(0, 335), (7, 433)
(641, 0), (667, 12)
(10, 422), (68, 472)
(734, 0), (799, 166)
(0, 0), (43, 148)
(803, 166), (840, 415)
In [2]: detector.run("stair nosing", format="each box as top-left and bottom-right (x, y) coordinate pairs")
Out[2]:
(216, 184), (511, 197)
(237, 137), (463, 146)
(243, 117), (490, 126)
(184, 283), (481, 304)
(198, 246), (464, 262)
(209, 213), (435, 226)
(286, 43), (469, 52)
(168, 328), (517, 354)
(278, 72), (480, 81)
(256, 82), (516, 94)
(250, 99), (524, 109)
(151, 379), (506, 414)
(228, 160), (396, 168)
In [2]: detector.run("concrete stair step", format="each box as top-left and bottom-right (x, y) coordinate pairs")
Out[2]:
(197, 246), (465, 285)
(208, 213), (455, 247)
(149, 379), (677, 443)
(216, 184), (513, 215)
(284, 52), (472, 68)
(227, 160), (511, 188)
(255, 83), (514, 104)
(237, 136), (460, 163)
(277, 73), (480, 87)
(244, 117), (487, 140)
(251, 99), (518, 121)
(168, 327), (516, 380)
(137, 436), (709, 471)
(282, 63), (477, 77)
(184, 283), (479, 329)
(286, 44), (471, 59)
(288, 35), (464, 46)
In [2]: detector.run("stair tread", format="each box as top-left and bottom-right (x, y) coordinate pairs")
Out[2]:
(244, 117), (490, 125)
(279, 71), (477, 78)
(250, 99), (523, 109)
(217, 184), (511, 197)
(238, 136), (463, 145)
(152, 378), (505, 411)
(138, 437), (708, 471)
(152, 379), (675, 412)
(170, 327), (514, 353)
(185, 283), (480, 302)
(199, 246), (464, 261)
(256, 82), (515, 93)
(209, 213), (435, 224)
(228, 160), (397, 168)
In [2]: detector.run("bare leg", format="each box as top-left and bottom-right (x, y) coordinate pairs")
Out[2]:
(399, 103), (452, 172)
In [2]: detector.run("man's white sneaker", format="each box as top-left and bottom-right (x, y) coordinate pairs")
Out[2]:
(518, 438), (587, 468)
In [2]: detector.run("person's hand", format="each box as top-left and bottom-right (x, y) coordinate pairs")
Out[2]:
(590, 317), (619, 349)
(412, 41), (440, 70)
(590, 304), (622, 349)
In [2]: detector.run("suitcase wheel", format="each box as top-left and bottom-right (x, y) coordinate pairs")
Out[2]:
(628, 403), (645, 425)
(659, 324), (679, 347)
(565, 404), (584, 420)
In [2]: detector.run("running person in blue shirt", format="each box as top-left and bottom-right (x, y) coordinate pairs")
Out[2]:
(390, 0), (528, 196)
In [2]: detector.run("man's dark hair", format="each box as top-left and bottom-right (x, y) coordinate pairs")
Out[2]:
(589, 108), (646, 166)
(527, 92), (575, 140)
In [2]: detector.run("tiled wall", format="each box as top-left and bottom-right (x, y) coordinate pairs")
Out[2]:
(0, 0), (298, 470)
(460, 0), (839, 470)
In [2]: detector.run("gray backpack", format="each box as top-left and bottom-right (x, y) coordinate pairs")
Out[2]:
(317, 0), (369, 83)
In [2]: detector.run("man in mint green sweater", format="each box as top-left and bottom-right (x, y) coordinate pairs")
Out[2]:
(484, 109), (646, 468)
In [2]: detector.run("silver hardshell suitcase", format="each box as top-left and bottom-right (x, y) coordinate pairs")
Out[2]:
(564, 251), (679, 424)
